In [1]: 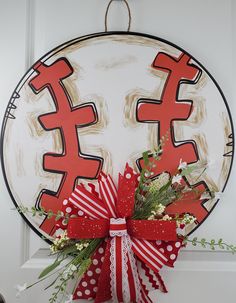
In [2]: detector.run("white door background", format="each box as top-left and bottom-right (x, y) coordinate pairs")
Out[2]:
(0, 1), (236, 302)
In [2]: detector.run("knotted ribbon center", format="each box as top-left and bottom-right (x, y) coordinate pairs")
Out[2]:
(109, 218), (127, 237)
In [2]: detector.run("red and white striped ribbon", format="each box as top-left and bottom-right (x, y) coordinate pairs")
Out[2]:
(131, 238), (168, 273)
(68, 184), (109, 219)
(99, 173), (117, 218)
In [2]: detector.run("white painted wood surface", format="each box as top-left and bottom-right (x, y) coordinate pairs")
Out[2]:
(0, 1), (235, 302)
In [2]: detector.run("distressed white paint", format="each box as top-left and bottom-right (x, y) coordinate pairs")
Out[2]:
(0, 1), (235, 302)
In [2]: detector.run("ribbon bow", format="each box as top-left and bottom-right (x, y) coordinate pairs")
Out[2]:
(65, 164), (182, 302)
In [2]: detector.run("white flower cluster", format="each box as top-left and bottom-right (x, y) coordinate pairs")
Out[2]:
(156, 203), (166, 215)
(50, 230), (70, 253)
(148, 172), (170, 193)
(75, 241), (90, 251)
(148, 204), (166, 220)
(161, 214), (172, 221)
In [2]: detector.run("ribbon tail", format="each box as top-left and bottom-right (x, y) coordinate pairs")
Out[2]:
(138, 261), (159, 292)
(109, 235), (142, 303)
(95, 240), (112, 303)
(138, 261), (167, 294)
(139, 276), (153, 303)
(154, 271), (168, 293)
(110, 236), (127, 302)
(72, 242), (107, 300)
(126, 236), (142, 302)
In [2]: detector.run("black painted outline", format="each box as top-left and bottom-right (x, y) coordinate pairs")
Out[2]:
(0, 31), (234, 242)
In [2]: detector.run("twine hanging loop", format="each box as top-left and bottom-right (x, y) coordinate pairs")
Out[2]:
(105, 0), (132, 32)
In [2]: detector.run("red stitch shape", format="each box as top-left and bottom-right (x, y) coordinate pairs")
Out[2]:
(137, 52), (209, 223)
(29, 58), (102, 235)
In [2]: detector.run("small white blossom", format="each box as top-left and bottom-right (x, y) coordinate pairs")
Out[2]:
(75, 241), (90, 251)
(63, 264), (77, 279)
(148, 214), (156, 220)
(76, 243), (84, 251)
(16, 283), (27, 298)
(50, 230), (70, 253)
(148, 204), (166, 220)
(162, 214), (172, 221)
(178, 159), (187, 170)
(155, 204), (166, 215)
(70, 265), (77, 272)
(171, 174), (182, 185)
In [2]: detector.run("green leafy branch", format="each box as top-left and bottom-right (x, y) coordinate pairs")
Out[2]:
(185, 237), (236, 254)
(49, 258), (91, 303)
(15, 205), (69, 222)
(24, 238), (102, 303)
(133, 136), (217, 221)
(47, 238), (102, 302)
(134, 134), (170, 218)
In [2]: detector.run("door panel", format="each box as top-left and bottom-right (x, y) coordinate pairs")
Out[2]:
(0, 1), (235, 302)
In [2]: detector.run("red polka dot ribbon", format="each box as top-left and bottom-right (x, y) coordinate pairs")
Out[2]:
(64, 164), (183, 302)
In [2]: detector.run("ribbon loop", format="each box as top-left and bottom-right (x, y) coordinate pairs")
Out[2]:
(127, 220), (177, 241)
(67, 218), (109, 239)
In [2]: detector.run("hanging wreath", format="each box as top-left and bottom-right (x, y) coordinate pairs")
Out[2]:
(1, 2), (234, 303)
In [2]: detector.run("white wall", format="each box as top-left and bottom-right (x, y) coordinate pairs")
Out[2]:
(0, 1), (236, 302)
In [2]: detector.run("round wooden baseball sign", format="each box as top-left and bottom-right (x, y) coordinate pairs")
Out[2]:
(1, 32), (234, 240)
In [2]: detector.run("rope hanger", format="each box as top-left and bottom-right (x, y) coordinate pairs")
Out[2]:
(104, 0), (132, 32)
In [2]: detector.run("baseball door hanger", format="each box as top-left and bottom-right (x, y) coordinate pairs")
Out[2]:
(1, 32), (234, 240)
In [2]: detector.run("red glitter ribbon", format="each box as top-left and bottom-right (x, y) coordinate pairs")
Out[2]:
(66, 164), (181, 302)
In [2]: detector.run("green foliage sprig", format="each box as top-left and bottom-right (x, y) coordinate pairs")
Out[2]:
(185, 237), (236, 254)
(16, 205), (68, 222)
(47, 238), (101, 302)
(15, 203), (103, 302)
